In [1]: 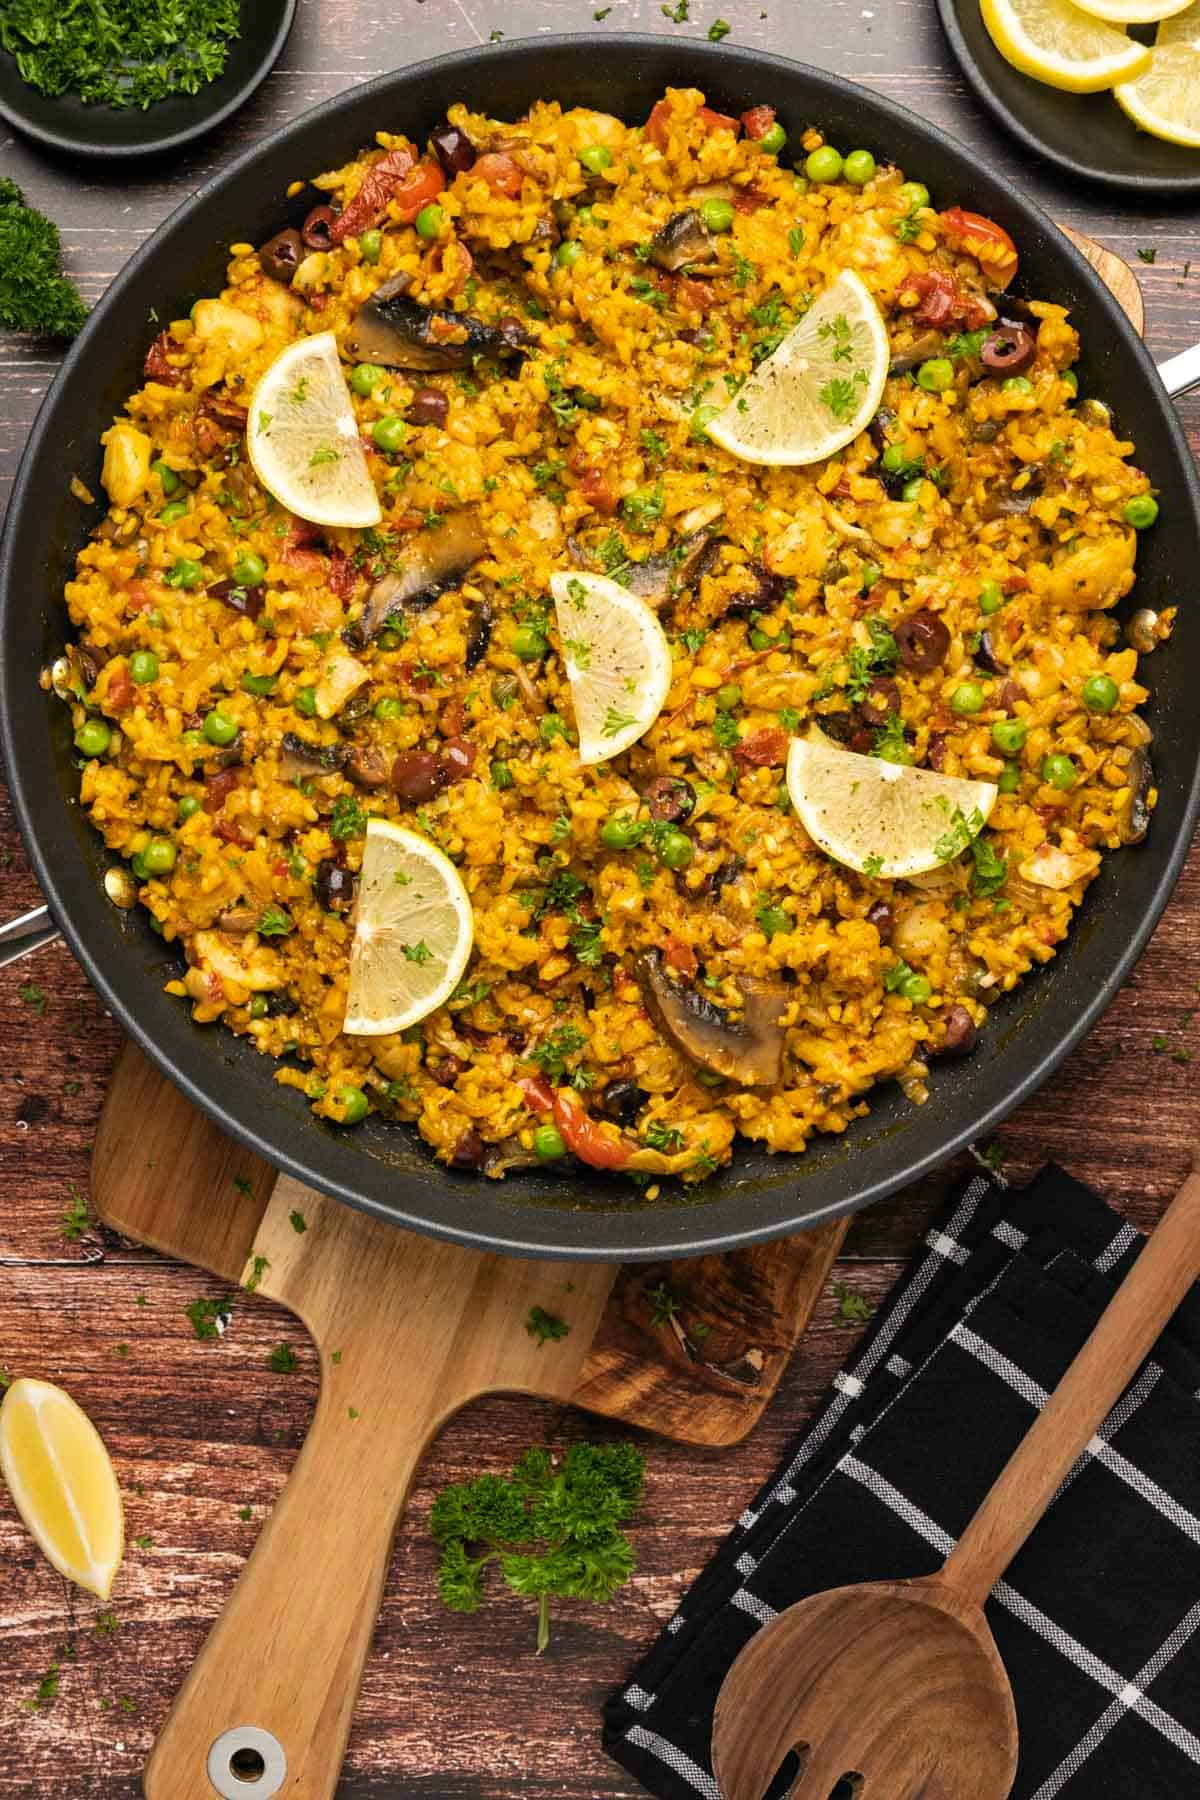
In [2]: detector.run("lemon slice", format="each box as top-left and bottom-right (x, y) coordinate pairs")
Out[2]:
(1115, 4), (1200, 144)
(786, 737), (999, 879)
(705, 270), (889, 468)
(1070, 0), (1191, 25)
(0, 1378), (124, 1599)
(343, 820), (475, 1036)
(981, 0), (1151, 90)
(549, 570), (673, 765)
(247, 331), (382, 530)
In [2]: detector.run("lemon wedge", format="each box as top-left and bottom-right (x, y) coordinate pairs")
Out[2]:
(786, 737), (999, 880)
(706, 270), (889, 467)
(1115, 3), (1200, 144)
(981, 0), (1151, 90)
(549, 571), (673, 765)
(0, 1378), (124, 1599)
(1069, 0), (1191, 24)
(247, 331), (382, 529)
(343, 820), (475, 1036)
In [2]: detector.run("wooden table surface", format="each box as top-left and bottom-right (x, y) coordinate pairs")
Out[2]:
(0, 0), (1197, 1793)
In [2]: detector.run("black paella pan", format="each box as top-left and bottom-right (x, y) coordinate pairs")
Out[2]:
(2, 36), (1198, 1261)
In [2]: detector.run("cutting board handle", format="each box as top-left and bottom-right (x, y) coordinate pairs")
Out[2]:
(145, 1177), (616, 1800)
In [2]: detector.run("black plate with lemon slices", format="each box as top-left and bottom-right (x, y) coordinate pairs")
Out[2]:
(938, 0), (1200, 195)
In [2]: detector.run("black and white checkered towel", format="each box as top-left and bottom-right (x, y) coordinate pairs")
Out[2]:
(604, 1165), (1200, 1800)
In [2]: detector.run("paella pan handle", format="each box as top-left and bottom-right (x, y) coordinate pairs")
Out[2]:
(1159, 342), (1200, 401)
(0, 902), (61, 970)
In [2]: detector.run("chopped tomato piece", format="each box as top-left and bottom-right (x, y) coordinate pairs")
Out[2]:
(732, 726), (788, 768)
(391, 159), (447, 224)
(552, 1089), (634, 1171)
(645, 99), (674, 150)
(909, 271), (992, 333)
(673, 276), (715, 310)
(326, 547), (357, 603)
(473, 153), (523, 198)
(732, 189), (769, 214)
(662, 936), (698, 978)
(518, 1074), (554, 1114)
(939, 208), (1018, 291)
(204, 768), (241, 814)
(330, 146), (416, 243)
(143, 330), (180, 388)
(106, 665), (134, 711)
(740, 105), (777, 140)
(577, 465), (618, 515)
(698, 106), (740, 137)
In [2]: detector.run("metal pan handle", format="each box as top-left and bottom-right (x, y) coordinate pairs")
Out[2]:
(1160, 343), (1200, 401)
(0, 902), (60, 970)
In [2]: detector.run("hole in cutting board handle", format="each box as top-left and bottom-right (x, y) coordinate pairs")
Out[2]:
(763, 1743), (809, 1799)
(206, 1726), (286, 1798)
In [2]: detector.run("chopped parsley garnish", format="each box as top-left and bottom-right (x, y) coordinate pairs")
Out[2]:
(0, 5), (240, 112)
(832, 1282), (874, 1326)
(329, 794), (367, 839)
(678, 626), (708, 654)
(529, 1023), (587, 1082)
(0, 179), (87, 337)
(895, 208), (924, 245)
(708, 17), (731, 38)
(186, 1294), (234, 1341)
(1137, 247), (1157, 264)
(267, 1343), (297, 1374)
(62, 1184), (90, 1241)
(289, 1210), (308, 1234)
(817, 313), (855, 363)
(970, 833), (1008, 896)
(646, 1282), (682, 1326)
(257, 903), (293, 936)
(402, 941), (433, 964)
(713, 709), (740, 749)
(18, 981), (46, 1014)
(243, 1254), (269, 1293)
(642, 1121), (685, 1153)
(818, 373), (866, 423)
(525, 1306), (570, 1347)
(621, 482), (664, 531)
(639, 427), (668, 463)
(788, 226), (805, 257)
(933, 805), (985, 864)
(946, 328), (988, 363)
(603, 704), (638, 737)
(872, 713), (911, 764)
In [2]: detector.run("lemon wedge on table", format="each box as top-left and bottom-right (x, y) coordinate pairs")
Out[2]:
(0, 1378), (124, 1600)
(786, 737), (999, 880)
(246, 331), (382, 530)
(343, 821), (475, 1037)
(706, 270), (889, 468)
(549, 571), (673, 765)
(1115, 3), (1200, 145)
(981, 0), (1152, 90)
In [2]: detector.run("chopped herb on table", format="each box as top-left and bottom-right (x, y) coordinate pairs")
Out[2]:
(0, 180), (87, 338)
(267, 1343), (297, 1374)
(186, 1294), (234, 1341)
(526, 1306), (570, 1347)
(18, 980), (47, 1014)
(62, 1185), (90, 1241)
(0, 0), (241, 110)
(646, 1282), (682, 1326)
(832, 1282), (874, 1326)
(430, 1441), (646, 1652)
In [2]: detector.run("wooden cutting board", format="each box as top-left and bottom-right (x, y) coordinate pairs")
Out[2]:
(89, 225), (1140, 1800)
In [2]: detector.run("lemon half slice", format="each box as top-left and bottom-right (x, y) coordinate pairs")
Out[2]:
(247, 332), (382, 530)
(343, 820), (475, 1036)
(1070, 0), (1191, 25)
(549, 571), (673, 765)
(786, 737), (999, 880)
(1115, 3), (1200, 144)
(0, 1378), (124, 1599)
(981, 0), (1151, 90)
(706, 270), (889, 467)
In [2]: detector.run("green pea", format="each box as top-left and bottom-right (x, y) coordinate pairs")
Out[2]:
(240, 673), (278, 697)
(576, 204), (597, 228)
(844, 148), (877, 185)
(1061, 368), (1079, 395)
(805, 145), (844, 183)
(758, 123), (788, 156)
(899, 971), (931, 1004)
(715, 683), (742, 710)
(979, 580), (1005, 615)
(748, 629), (774, 651)
(657, 827), (693, 871)
(533, 1124), (567, 1161)
(203, 708), (238, 746)
(700, 197), (735, 234)
(165, 557), (203, 589)
(131, 851), (150, 880)
(511, 624), (547, 661)
(898, 180), (930, 210)
(555, 239), (583, 268)
(1041, 752), (1077, 790)
(415, 202), (446, 240)
(359, 228), (383, 265)
(600, 814), (643, 850)
(490, 760), (514, 790)
(152, 459), (180, 495)
(159, 501), (189, 525)
(146, 609), (166, 629)
(758, 906), (790, 938)
(990, 717), (1027, 754)
(373, 696), (405, 722)
(881, 443), (911, 474)
(232, 553), (267, 587)
(350, 362), (386, 396)
(294, 687), (318, 717)
(130, 650), (159, 685)
(1002, 376), (1033, 394)
(539, 714), (567, 745)
(181, 729), (206, 746)
(1082, 674), (1119, 713)
(1123, 494), (1159, 529)
(377, 629), (403, 652)
(579, 144), (613, 174)
(690, 403), (722, 441)
(917, 358), (954, 394)
(997, 763), (1021, 794)
(141, 838), (177, 876)
(177, 795), (202, 821)
(901, 475), (926, 502)
(951, 682), (986, 716)
(372, 415), (408, 453)
(333, 1085), (369, 1125)
(249, 995), (269, 1019)
(74, 718), (111, 758)
(860, 561), (881, 593)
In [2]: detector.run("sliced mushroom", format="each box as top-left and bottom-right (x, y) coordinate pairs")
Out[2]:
(888, 330), (946, 375)
(483, 1135), (547, 1177)
(623, 529), (719, 608)
(1117, 748), (1154, 845)
(214, 905), (261, 934)
(347, 273), (530, 370)
(649, 209), (716, 273)
(974, 629), (1007, 676)
(346, 745), (391, 789)
(634, 949), (789, 1087)
(279, 731), (348, 780)
(1018, 843), (1102, 890)
(348, 509), (489, 646)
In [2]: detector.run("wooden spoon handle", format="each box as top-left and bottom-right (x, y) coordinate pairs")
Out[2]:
(941, 1164), (1200, 1607)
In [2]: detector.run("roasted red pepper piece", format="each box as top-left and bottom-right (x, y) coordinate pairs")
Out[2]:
(740, 105), (777, 139)
(390, 159), (446, 223)
(330, 146), (417, 244)
(552, 1089), (634, 1170)
(732, 726), (789, 768)
(939, 208), (1019, 290)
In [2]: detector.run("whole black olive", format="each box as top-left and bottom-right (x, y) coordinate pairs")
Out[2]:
(894, 609), (951, 673)
(643, 776), (696, 823)
(302, 205), (337, 251)
(431, 124), (478, 176)
(258, 228), (303, 284)
(391, 750), (447, 803)
(980, 320), (1037, 376)
(596, 1079), (645, 1125)
(450, 1127), (486, 1169)
(407, 386), (450, 428)
(975, 630), (1007, 676)
(855, 676), (901, 727)
(315, 860), (357, 913)
(262, 991), (300, 1019)
(866, 900), (894, 944)
(937, 1004), (979, 1056)
(208, 577), (265, 622)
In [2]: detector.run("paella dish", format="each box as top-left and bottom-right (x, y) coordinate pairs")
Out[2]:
(52, 86), (1166, 1186)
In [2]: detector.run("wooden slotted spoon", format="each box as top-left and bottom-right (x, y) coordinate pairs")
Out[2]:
(712, 1164), (1200, 1800)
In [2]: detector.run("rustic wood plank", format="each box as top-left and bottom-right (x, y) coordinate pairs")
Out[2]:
(1, 2), (1198, 1793)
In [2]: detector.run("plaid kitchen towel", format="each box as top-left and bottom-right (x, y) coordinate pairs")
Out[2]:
(603, 1165), (1200, 1800)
